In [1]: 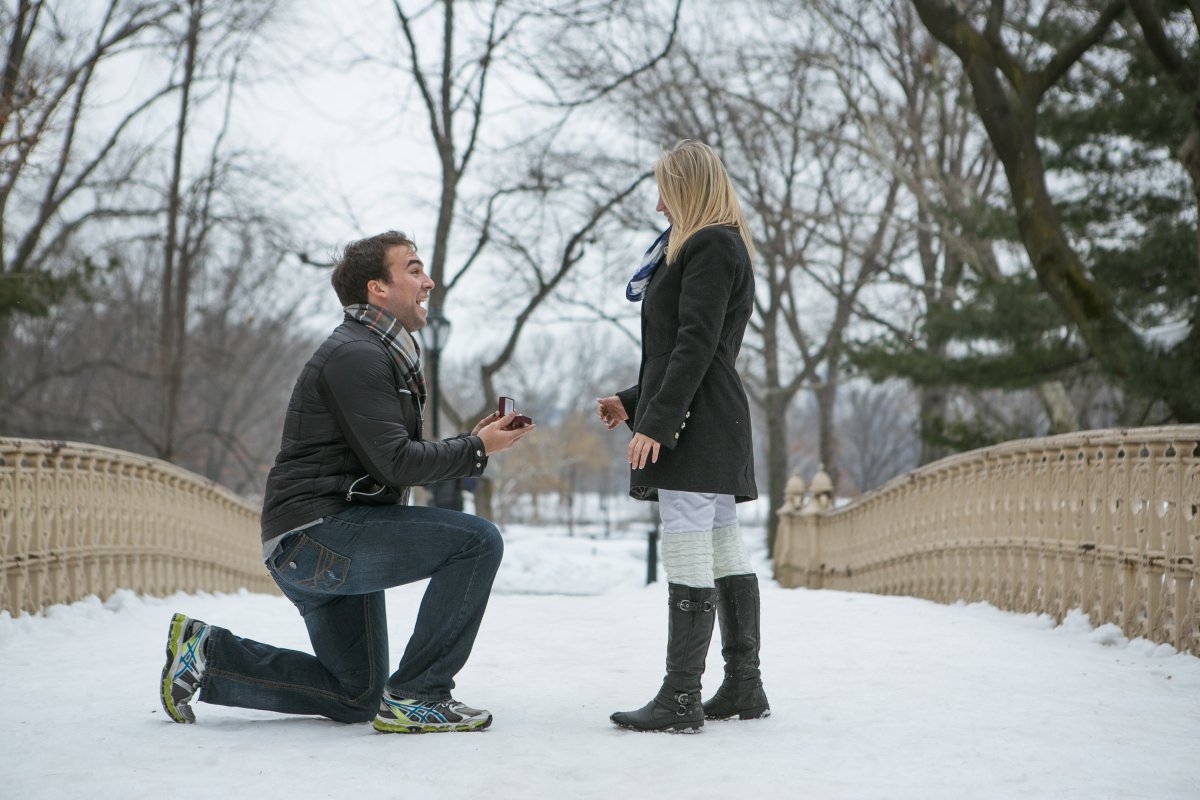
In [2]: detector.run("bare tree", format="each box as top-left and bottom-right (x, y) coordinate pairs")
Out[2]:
(0, 0), (179, 425)
(588, 9), (908, 551)
(152, 0), (279, 462)
(2, 0), (317, 497)
(344, 0), (684, 516)
(454, 326), (637, 525)
(836, 381), (921, 494)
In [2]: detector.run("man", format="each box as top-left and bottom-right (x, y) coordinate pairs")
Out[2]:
(159, 231), (534, 733)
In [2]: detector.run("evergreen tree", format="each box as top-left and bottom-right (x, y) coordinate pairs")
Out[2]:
(856, 3), (1200, 452)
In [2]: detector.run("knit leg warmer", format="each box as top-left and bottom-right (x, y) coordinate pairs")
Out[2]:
(712, 524), (752, 579)
(661, 530), (715, 588)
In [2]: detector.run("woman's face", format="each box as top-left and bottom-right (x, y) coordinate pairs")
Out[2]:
(656, 192), (674, 226)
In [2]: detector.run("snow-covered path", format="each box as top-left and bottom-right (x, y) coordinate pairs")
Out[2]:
(2, 525), (1198, 799)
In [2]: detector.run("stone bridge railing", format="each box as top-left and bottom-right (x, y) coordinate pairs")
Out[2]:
(1, 438), (275, 616)
(773, 426), (1200, 657)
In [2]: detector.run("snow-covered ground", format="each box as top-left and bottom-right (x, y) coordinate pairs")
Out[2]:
(2, 522), (1198, 800)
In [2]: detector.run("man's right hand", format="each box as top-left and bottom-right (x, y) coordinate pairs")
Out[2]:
(476, 414), (536, 455)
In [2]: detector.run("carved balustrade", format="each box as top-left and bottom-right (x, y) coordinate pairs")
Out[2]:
(1, 438), (275, 616)
(773, 426), (1200, 657)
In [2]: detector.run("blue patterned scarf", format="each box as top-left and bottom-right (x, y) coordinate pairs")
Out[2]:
(626, 227), (671, 302)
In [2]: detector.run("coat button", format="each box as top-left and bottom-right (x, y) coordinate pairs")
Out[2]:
(288, 562), (297, 570)
(685, 411), (691, 418)
(475, 462), (482, 468)
(673, 432), (680, 440)
(680, 422), (686, 429)
(476, 449), (483, 457)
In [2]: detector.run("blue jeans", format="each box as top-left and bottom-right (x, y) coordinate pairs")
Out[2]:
(198, 505), (504, 723)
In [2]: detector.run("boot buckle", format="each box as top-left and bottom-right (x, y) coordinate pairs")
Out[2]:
(676, 599), (715, 612)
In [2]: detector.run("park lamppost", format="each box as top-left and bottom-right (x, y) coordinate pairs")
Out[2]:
(422, 305), (451, 440)
(422, 304), (455, 509)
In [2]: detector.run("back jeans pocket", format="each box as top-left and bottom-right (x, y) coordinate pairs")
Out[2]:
(275, 533), (350, 593)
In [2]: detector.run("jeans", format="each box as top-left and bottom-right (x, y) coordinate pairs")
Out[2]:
(198, 504), (504, 723)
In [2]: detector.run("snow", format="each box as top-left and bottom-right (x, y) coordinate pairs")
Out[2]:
(2, 523), (1198, 800)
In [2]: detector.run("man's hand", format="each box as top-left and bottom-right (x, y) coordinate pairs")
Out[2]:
(596, 395), (628, 430)
(471, 411), (501, 436)
(627, 432), (660, 469)
(476, 414), (536, 455)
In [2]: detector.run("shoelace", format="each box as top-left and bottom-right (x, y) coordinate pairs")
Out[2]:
(179, 629), (207, 679)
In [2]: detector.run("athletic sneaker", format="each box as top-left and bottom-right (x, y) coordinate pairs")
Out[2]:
(373, 692), (493, 733)
(160, 613), (211, 723)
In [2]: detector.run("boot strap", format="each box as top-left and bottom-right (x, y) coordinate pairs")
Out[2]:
(675, 598), (714, 613)
(663, 691), (695, 716)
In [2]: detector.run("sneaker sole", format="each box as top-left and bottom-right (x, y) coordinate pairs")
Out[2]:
(160, 613), (194, 724)
(372, 716), (492, 734)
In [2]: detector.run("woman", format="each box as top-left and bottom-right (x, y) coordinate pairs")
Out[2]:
(597, 140), (769, 733)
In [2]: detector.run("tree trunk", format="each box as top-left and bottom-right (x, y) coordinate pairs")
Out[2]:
(1037, 380), (1079, 434)
(815, 375), (838, 488)
(918, 384), (950, 465)
(474, 476), (494, 524)
(0, 314), (12, 430)
(763, 386), (789, 558)
(159, 0), (202, 461)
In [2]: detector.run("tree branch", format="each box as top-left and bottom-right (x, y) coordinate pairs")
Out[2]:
(1034, 0), (1126, 98)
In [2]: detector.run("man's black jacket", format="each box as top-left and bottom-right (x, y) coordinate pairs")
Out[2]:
(260, 317), (487, 543)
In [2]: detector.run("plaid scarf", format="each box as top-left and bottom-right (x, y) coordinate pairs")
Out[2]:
(626, 227), (670, 302)
(344, 304), (426, 437)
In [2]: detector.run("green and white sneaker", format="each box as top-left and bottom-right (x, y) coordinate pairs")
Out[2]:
(160, 613), (211, 723)
(373, 692), (492, 733)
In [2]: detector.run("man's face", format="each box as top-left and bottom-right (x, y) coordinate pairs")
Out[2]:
(369, 246), (434, 332)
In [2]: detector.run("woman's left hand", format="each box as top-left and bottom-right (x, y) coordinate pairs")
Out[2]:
(628, 432), (661, 469)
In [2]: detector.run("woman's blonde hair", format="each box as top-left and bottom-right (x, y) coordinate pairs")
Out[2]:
(654, 140), (755, 264)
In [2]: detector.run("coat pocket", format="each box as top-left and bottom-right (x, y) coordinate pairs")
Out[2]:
(276, 533), (350, 592)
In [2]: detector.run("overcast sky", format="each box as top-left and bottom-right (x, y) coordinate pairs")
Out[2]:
(218, 0), (653, 361)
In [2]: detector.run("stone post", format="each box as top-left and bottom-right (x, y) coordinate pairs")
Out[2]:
(773, 465), (837, 588)
(772, 470), (807, 587)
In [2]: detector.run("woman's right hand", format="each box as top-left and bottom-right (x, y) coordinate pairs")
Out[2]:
(596, 396), (628, 430)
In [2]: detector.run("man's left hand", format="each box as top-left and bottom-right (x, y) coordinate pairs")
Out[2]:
(472, 412), (501, 436)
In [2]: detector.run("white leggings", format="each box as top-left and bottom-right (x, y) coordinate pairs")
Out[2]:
(658, 490), (752, 587)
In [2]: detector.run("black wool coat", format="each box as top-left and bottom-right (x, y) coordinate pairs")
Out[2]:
(616, 224), (758, 503)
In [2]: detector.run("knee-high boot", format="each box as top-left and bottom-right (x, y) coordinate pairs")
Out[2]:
(702, 573), (770, 720)
(610, 583), (716, 733)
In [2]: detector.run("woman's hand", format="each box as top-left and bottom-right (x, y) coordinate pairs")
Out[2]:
(595, 396), (628, 430)
(627, 432), (660, 469)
